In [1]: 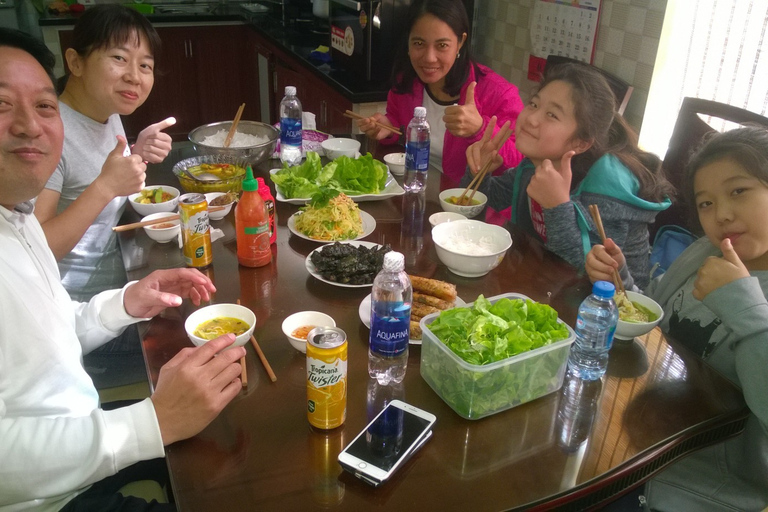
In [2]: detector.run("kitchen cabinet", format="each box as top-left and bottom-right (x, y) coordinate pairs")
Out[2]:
(249, 29), (352, 134)
(58, 24), (259, 141)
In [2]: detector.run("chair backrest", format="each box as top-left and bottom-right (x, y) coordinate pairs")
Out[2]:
(544, 55), (634, 116)
(652, 97), (768, 237)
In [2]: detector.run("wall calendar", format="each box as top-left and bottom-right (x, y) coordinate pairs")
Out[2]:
(527, 0), (602, 80)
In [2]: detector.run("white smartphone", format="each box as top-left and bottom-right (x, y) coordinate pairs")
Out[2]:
(338, 400), (436, 487)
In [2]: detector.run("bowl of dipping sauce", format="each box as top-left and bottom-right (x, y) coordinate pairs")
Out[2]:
(439, 188), (488, 219)
(141, 212), (180, 243)
(281, 311), (336, 353)
(431, 219), (512, 277)
(185, 303), (256, 348)
(429, 211), (466, 228)
(321, 138), (360, 159)
(204, 192), (237, 220)
(383, 152), (405, 176)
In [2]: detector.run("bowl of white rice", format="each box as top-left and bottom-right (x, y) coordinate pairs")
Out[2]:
(189, 120), (279, 165)
(431, 220), (512, 277)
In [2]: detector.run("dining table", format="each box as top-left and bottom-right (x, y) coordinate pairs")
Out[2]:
(118, 141), (750, 511)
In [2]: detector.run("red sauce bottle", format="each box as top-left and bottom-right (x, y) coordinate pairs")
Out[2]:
(256, 177), (277, 245)
(236, 167), (272, 267)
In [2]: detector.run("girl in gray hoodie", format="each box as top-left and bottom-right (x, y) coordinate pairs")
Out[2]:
(587, 127), (768, 511)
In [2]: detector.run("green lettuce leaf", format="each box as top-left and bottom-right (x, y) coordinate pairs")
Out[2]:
(269, 151), (388, 198)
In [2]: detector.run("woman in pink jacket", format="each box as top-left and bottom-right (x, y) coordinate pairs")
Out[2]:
(358, 0), (524, 185)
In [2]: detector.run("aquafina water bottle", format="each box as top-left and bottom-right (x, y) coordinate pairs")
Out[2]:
(404, 106), (430, 193)
(279, 86), (302, 166)
(368, 251), (412, 385)
(567, 281), (619, 380)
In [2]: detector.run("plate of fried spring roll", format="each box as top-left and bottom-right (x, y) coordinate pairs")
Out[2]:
(359, 275), (464, 345)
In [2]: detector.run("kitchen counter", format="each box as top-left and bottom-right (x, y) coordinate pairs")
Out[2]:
(38, 3), (390, 104)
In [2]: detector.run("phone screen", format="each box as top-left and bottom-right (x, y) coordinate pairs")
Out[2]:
(344, 404), (433, 472)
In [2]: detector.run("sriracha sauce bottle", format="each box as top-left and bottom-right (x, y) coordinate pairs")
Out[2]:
(235, 167), (272, 267)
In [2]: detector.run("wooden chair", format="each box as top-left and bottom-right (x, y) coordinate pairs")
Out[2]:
(652, 97), (768, 238)
(545, 55), (634, 115)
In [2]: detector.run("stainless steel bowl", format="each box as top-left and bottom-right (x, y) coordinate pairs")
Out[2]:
(188, 120), (279, 165)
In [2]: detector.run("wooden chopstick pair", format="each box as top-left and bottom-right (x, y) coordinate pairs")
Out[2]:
(458, 122), (514, 205)
(112, 206), (227, 232)
(344, 109), (403, 137)
(236, 299), (277, 386)
(588, 204), (627, 296)
(224, 103), (246, 148)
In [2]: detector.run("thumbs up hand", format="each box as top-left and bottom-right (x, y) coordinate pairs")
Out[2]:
(443, 81), (483, 137)
(693, 238), (750, 300)
(94, 135), (147, 199)
(133, 117), (176, 163)
(526, 151), (575, 208)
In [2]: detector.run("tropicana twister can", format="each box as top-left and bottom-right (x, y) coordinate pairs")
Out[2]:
(179, 193), (213, 268)
(307, 326), (347, 430)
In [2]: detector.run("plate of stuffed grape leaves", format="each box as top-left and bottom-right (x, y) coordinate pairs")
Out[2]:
(305, 241), (392, 288)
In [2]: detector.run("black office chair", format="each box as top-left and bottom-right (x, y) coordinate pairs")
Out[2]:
(652, 97), (768, 238)
(544, 55), (634, 116)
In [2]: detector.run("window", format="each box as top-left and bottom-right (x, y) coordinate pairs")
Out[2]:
(638, 0), (768, 157)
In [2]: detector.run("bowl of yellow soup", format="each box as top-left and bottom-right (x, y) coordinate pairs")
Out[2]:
(172, 155), (249, 194)
(439, 188), (488, 219)
(184, 303), (256, 348)
(615, 291), (664, 340)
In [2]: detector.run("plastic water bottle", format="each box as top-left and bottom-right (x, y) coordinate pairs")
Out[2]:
(279, 85), (302, 166)
(404, 106), (430, 193)
(368, 251), (412, 385)
(567, 281), (619, 380)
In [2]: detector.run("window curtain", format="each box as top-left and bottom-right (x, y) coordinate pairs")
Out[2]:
(638, 0), (768, 158)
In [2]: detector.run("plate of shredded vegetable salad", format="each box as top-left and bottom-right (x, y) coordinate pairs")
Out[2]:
(289, 210), (375, 242)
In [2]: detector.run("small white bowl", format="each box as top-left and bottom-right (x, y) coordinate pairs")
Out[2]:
(615, 291), (664, 340)
(204, 192), (235, 220)
(281, 311), (336, 353)
(185, 303), (257, 348)
(129, 185), (180, 217)
(429, 211), (466, 227)
(141, 212), (180, 244)
(439, 188), (488, 219)
(432, 220), (512, 277)
(383, 152), (405, 176)
(321, 138), (361, 159)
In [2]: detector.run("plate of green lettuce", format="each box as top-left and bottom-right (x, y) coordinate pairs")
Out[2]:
(420, 293), (576, 419)
(270, 151), (405, 204)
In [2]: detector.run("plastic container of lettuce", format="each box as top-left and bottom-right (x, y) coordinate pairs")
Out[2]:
(420, 293), (576, 420)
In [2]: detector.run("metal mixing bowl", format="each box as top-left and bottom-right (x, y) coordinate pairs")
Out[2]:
(188, 120), (279, 165)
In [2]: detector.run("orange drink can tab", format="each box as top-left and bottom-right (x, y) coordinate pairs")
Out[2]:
(307, 326), (347, 430)
(179, 193), (213, 268)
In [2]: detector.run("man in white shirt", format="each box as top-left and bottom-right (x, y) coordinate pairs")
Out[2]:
(0, 29), (246, 511)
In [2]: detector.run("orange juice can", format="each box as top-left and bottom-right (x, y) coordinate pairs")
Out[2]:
(307, 326), (347, 430)
(179, 193), (212, 268)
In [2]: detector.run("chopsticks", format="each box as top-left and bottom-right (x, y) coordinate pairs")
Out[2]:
(112, 206), (226, 232)
(237, 299), (277, 383)
(224, 103), (246, 148)
(588, 204), (627, 296)
(457, 122), (514, 205)
(344, 109), (403, 137)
